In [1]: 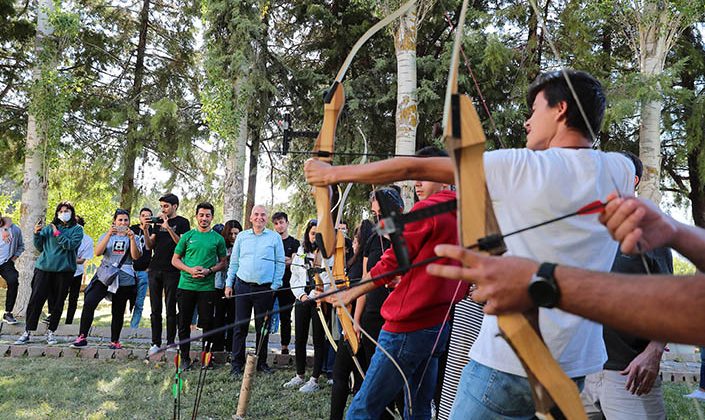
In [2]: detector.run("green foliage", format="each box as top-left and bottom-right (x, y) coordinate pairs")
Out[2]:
(673, 255), (697, 275)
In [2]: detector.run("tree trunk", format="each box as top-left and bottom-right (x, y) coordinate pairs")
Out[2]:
(15, 0), (55, 316)
(120, 0), (150, 214)
(394, 6), (418, 210)
(636, 3), (672, 205)
(244, 129), (259, 228)
(223, 110), (248, 223)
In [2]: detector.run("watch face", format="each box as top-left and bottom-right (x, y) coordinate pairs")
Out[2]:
(529, 277), (558, 308)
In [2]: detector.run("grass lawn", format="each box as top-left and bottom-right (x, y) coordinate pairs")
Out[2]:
(0, 357), (703, 419)
(0, 357), (330, 419)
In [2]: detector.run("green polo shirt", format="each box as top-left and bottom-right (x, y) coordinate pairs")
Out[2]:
(174, 229), (227, 292)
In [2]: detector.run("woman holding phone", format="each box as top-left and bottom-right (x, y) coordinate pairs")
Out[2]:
(15, 201), (83, 345)
(71, 209), (142, 349)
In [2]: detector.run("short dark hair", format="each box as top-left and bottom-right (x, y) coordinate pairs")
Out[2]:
(75, 215), (85, 227)
(416, 146), (448, 157)
(159, 193), (179, 206)
(621, 151), (643, 187)
(196, 202), (215, 215)
(370, 187), (404, 213)
(139, 207), (152, 215)
(527, 70), (605, 141)
(113, 208), (130, 221)
(272, 211), (288, 222)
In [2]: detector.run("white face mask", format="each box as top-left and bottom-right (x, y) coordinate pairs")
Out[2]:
(58, 212), (71, 223)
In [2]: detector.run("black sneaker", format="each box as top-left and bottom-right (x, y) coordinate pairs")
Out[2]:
(230, 365), (243, 377)
(257, 364), (273, 374)
(3, 313), (18, 325)
(179, 357), (192, 371)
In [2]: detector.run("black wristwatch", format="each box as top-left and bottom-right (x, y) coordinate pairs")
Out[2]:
(528, 262), (560, 308)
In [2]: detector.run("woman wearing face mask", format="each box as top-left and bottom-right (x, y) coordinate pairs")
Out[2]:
(15, 202), (84, 345)
(70, 209), (142, 349)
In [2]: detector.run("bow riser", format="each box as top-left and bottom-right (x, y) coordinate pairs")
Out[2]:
(314, 82), (345, 259)
(444, 57), (585, 420)
(333, 229), (360, 354)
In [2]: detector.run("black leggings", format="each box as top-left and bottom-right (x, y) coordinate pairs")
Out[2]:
(0, 260), (19, 313)
(25, 269), (72, 332)
(61, 274), (82, 324)
(212, 288), (236, 352)
(79, 280), (136, 342)
(294, 301), (327, 378)
(330, 340), (365, 420)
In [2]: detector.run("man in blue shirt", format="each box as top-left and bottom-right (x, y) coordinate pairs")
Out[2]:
(225, 205), (285, 375)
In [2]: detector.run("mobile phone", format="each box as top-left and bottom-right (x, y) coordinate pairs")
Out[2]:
(36, 217), (44, 226)
(149, 216), (163, 224)
(116, 225), (128, 233)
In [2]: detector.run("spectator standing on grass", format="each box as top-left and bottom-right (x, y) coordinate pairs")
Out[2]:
(61, 216), (93, 325)
(225, 204), (284, 376)
(171, 202), (227, 370)
(129, 208), (153, 329)
(284, 219), (330, 393)
(71, 209), (141, 349)
(212, 219), (242, 352)
(272, 211), (300, 355)
(0, 212), (24, 325)
(16, 201), (83, 346)
(145, 193), (190, 355)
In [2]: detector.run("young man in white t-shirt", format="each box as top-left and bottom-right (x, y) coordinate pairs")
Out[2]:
(304, 70), (634, 418)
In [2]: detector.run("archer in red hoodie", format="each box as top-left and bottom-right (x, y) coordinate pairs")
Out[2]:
(329, 177), (467, 420)
(370, 189), (467, 333)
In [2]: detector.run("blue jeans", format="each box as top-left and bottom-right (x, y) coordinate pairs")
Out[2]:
(449, 359), (585, 419)
(346, 323), (449, 420)
(129, 271), (149, 328)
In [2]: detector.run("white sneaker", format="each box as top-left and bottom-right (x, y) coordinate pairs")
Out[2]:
(14, 331), (30, 345)
(299, 378), (320, 393)
(283, 375), (305, 388)
(684, 389), (705, 401)
(148, 344), (160, 356)
(46, 330), (57, 345)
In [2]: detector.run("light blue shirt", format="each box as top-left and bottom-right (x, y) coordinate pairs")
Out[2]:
(226, 228), (284, 290)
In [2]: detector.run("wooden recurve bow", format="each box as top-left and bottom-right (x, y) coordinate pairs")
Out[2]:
(442, 1), (587, 418)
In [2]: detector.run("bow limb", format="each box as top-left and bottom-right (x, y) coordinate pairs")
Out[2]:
(310, 2), (417, 416)
(313, 251), (339, 352)
(441, 1), (586, 418)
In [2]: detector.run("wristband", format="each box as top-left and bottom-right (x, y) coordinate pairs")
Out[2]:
(53, 230), (60, 237)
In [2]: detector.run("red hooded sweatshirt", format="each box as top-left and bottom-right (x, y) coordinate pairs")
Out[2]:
(369, 190), (468, 333)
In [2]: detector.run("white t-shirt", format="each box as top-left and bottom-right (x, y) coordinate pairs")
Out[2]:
(74, 233), (94, 277)
(468, 148), (634, 378)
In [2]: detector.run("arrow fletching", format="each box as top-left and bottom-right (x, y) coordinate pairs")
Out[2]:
(575, 200), (607, 215)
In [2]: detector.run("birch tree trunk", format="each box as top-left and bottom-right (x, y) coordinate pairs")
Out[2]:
(15, 0), (55, 316)
(223, 110), (247, 222)
(394, 6), (418, 210)
(630, 0), (685, 205)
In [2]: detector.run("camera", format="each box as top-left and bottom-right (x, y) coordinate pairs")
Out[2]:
(149, 216), (163, 224)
